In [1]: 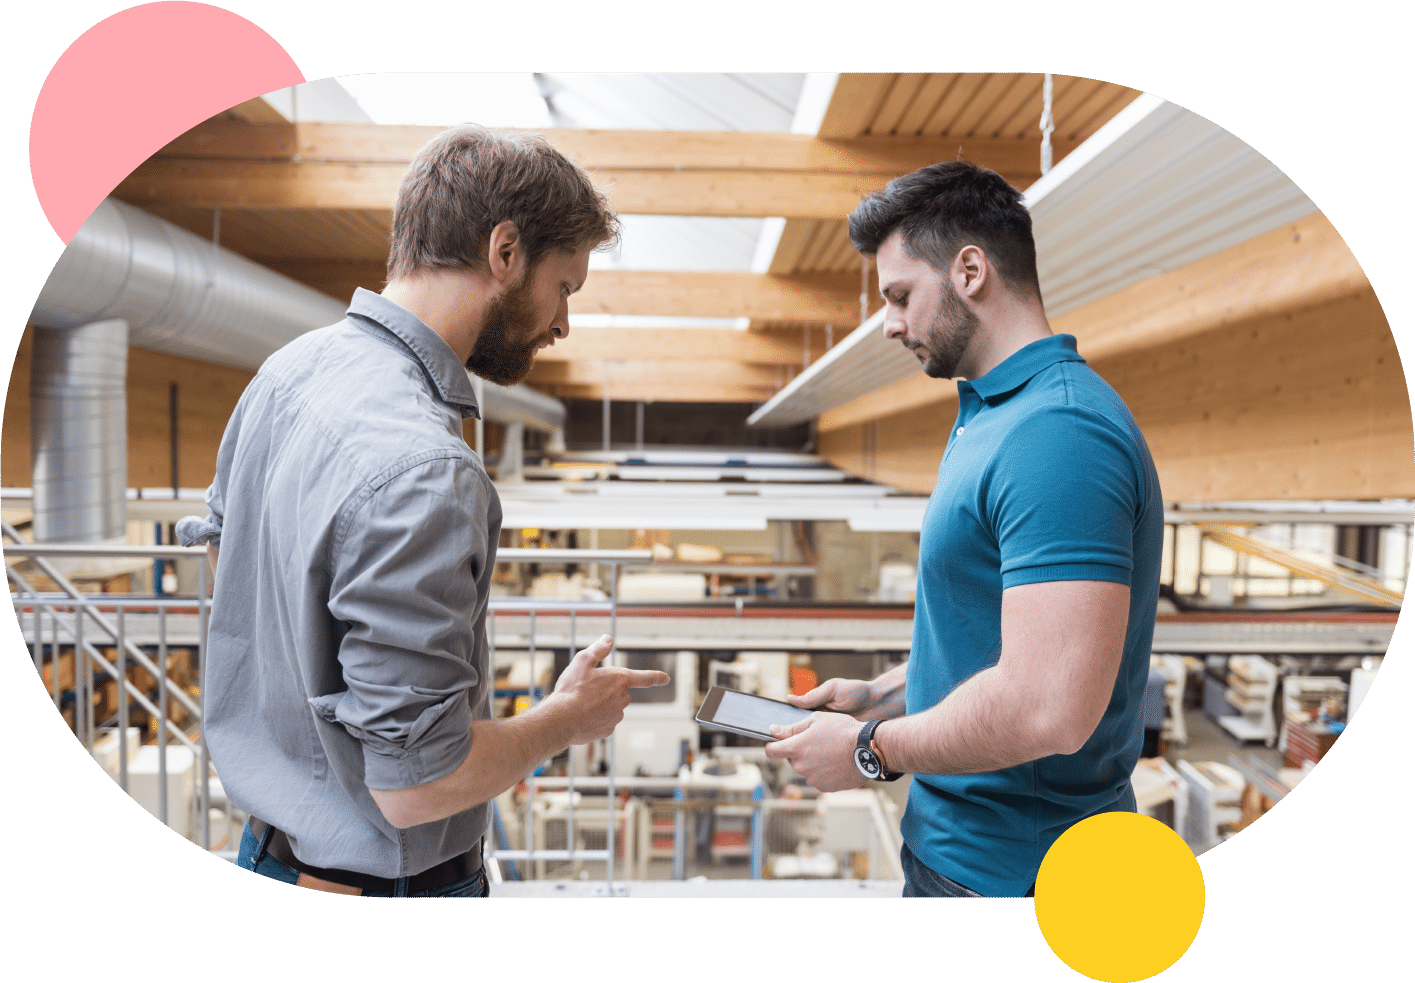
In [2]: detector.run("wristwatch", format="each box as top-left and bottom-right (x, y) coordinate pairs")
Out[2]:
(855, 720), (902, 782)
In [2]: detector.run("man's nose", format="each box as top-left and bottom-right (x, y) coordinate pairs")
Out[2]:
(552, 298), (570, 339)
(882, 315), (905, 341)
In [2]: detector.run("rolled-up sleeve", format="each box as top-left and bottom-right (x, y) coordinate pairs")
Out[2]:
(176, 463), (228, 548)
(177, 399), (241, 549)
(320, 453), (491, 791)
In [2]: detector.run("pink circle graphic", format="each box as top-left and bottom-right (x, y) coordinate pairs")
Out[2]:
(30, 1), (304, 243)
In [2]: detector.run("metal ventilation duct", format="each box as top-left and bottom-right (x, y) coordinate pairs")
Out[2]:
(30, 319), (128, 544)
(30, 198), (344, 370)
(28, 196), (569, 427)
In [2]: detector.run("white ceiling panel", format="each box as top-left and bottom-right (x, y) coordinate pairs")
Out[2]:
(1028, 96), (1317, 315)
(748, 94), (1320, 428)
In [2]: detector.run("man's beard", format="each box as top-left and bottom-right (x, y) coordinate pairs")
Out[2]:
(918, 277), (980, 380)
(466, 276), (545, 386)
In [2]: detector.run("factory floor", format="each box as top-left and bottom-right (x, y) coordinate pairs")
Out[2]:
(1166, 707), (1287, 773)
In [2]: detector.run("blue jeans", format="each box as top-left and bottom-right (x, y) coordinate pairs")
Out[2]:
(899, 842), (1037, 897)
(237, 821), (489, 897)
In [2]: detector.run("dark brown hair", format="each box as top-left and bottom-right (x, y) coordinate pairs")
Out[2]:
(387, 125), (619, 280)
(848, 160), (1041, 302)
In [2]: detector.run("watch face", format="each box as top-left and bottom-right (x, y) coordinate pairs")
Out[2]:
(855, 746), (881, 780)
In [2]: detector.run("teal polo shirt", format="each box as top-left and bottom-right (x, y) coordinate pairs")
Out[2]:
(899, 333), (1163, 897)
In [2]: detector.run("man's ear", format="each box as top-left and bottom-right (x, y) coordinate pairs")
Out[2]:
(486, 220), (525, 284)
(954, 244), (988, 299)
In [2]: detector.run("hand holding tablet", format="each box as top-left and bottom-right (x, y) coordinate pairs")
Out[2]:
(695, 685), (815, 742)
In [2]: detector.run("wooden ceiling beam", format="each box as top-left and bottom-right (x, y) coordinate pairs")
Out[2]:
(164, 120), (1079, 176)
(526, 358), (781, 389)
(574, 270), (862, 321)
(124, 119), (1065, 220)
(536, 328), (825, 366)
(258, 259), (871, 323)
(116, 159), (1038, 219)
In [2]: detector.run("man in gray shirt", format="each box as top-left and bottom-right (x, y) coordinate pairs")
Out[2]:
(178, 126), (668, 896)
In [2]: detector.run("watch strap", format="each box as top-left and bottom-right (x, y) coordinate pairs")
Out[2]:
(856, 719), (903, 782)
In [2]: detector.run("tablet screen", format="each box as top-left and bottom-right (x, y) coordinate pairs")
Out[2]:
(700, 686), (814, 739)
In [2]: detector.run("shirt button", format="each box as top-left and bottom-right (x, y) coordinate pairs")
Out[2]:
(955, 427), (964, 436)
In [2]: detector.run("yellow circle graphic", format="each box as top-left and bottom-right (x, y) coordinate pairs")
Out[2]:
(1034, 812), (1204, 982)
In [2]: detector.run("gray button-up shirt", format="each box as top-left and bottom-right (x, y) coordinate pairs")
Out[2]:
(177, 289), (501, 878)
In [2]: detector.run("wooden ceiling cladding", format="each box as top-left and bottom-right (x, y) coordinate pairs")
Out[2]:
(770, 220), (879, 276)
(773, 75), (1139, 277)
(862, 73), (1140, 141)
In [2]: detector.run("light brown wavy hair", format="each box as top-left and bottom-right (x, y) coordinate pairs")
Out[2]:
(387, 125), (619, 280)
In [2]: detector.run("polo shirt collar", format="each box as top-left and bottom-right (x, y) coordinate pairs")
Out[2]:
(967, 333), (1086, 404)
(347, 287), (482, 419)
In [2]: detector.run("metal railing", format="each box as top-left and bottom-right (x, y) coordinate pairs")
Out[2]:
(4, 525), (215, 848)
(4, 534), (652, 885)
(9, 537), (904, 889)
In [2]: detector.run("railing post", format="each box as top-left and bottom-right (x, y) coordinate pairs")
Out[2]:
(158, 605), (168, 827)
(525, 608), (537, 867)
(672, 784), (686, 881)
(566, 608), (576, 863)
(117, 605), (128, 792)
(198, 559), (210, 851)
(30, 602), (41, 673)
(50, 610), (60, 707)
(77, 606), (89, 751)
(751, 784), (765, 880)
(605, 563), (619, 892)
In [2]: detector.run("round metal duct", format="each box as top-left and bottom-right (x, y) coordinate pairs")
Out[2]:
(30, 319), (128, 544)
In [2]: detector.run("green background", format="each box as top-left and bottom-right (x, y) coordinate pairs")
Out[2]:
(2, 1), (1403, 978)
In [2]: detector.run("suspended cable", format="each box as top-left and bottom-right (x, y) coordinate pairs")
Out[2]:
(1040, 73), (1055, 175)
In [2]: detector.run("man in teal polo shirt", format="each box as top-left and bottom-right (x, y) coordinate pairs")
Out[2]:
(765, 160), (1164, 897)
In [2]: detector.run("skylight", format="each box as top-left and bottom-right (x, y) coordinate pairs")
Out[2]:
(336, 73), (552, 128)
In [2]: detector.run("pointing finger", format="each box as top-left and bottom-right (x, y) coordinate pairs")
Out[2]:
(624, 670), (672, 688)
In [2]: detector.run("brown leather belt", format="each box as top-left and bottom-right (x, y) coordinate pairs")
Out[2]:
(248, 817), (483, 895)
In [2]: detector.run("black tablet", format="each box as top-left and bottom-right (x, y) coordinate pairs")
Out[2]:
(695, 685), (815, 742)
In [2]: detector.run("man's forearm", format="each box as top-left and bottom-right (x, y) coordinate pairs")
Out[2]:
(369, 635), (670, 829)
(370, 694), (582, 828)
(872, 664), (1071, 777)
(873, 581), (1127, 778)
